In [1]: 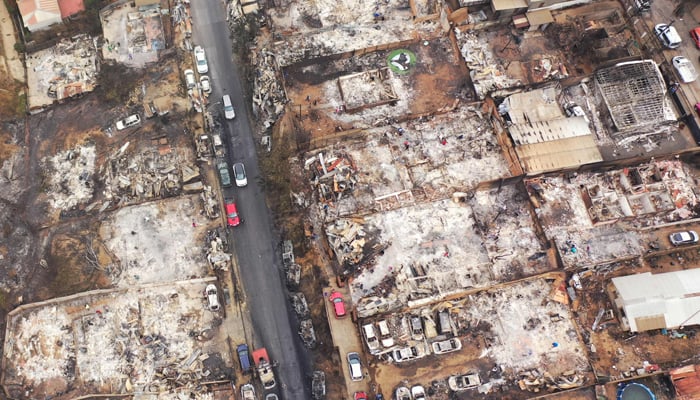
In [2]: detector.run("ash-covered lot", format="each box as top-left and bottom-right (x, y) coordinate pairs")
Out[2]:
(1, 278), (230, 399)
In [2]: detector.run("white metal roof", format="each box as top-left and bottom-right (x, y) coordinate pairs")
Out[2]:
(613, 270), (700, 331)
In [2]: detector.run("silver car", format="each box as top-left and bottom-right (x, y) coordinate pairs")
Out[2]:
(233, 162), (247, 187)
(669, 230), (699, 246)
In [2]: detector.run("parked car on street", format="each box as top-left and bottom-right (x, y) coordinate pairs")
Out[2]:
(225, 198), (240, 227)
(199, 75), (211, 94)
(218, 161), (232, 188)
(116, 114), (141, 130)
(237, 343), (251, 373)
(691, 27), (700, 48)
(184, 69), (196, 89)
(655, 23), (682, 49)
(240, 383), (255, 400)
(194, 45), (208, 74)
(233, 162), (247, 187)
(669, 230), (699, 246)
(347, 352), (363, 381)
(672, 56), (698, 83)
(205, 284), (220, 311)
(354, 392), (368, 400)
(395, 387), (411, 400)
(328, 291), (346, 318)
(411, 385), (426, 400)
(431, 338), (462, 354)
(448, 373), (481, 391)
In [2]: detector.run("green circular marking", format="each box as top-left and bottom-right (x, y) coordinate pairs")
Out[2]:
(387, 49), (417, 74)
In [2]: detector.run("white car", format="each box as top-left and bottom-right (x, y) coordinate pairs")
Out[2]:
(448, 373), (481, 391)
(347, 352), (363, 381)
(205, 284), (220, 311)
(223, 94), (235, 119)
(431, 338), (462, 354)
(116, 114), (141, 130)
(392, 346), (422, 363)
(233, 162), (247, 187)
(672, 56), (698, 83)
(199, 75), (211, 94)
(654, 23), (681, 49)
(194, 45), (208, 74)
(240, 384), (255, 400)
(411, 385), (426, 400)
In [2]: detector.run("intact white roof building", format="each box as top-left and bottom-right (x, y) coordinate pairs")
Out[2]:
(612, 270), (700, 332)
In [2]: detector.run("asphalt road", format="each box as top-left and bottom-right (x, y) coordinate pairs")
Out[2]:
(189, 2), (312, 398)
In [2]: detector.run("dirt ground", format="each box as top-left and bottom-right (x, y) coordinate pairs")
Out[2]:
(282, 36), (472, 142)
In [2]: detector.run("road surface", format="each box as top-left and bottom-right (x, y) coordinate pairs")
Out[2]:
(189, 2), (312, 398)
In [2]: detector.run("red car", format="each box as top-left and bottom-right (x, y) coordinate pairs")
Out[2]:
(691, 27), (700, 49)
(328, 291), (346, 318)
(354, 392), (368, 400)
(225, 199), (240, 227)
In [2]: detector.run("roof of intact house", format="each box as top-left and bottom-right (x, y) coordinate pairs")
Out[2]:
(612, 270), (700, 332)
(58, 0), (84, 18)
(17, 0), (61, 30)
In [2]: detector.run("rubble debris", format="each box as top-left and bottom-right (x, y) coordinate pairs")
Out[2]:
(298, 319), (316, 348)
(311, 370), (326, 399)
(518, 369), (585, 392)
(285, 263), (301, 288)
(1, 279), (224, 398)
(100, 144), (202, 206)
(206, 229), (230, 271)
(454, 28), (522, 100)
(324, 218), (368, 268)
(251, 49), (287, 130)
(289, 292), (310, 318)
(42, 144), (96, 211)
(337, 68), (398, 112)
(306, 151), (358, 205)
(100, 2), (165, 67)
(26, 34), (99, 110)
(200, 185), (220, 219)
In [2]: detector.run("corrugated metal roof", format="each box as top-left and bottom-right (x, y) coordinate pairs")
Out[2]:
(671, 365), (700, 400)
(515, 134), (602, 173)
(510, 117), (591, 145)
(506, 87), (561, 124)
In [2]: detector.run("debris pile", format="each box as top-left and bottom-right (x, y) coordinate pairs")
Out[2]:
(251, 49), (287, 130)
(100, 2), (164, 67)
(298, 319), (317, 348)
(311, 370), (326, 399)
(206, 229), (230, 271)
(100, 142), (203, 207)
(199, 185), (220, 219)
(454, 28), (522, 99)
(325, 219), (368, 267)
(289, 292), (310, 318)
(42, 144), (97, 210)
(306, 151), (358, 205)
(518, 370), (585, 392)
(2, 281), (224, 398)
(282, 240), (301, 288)
(337, 68), (398, 112)
(25, 34), (99, 109)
